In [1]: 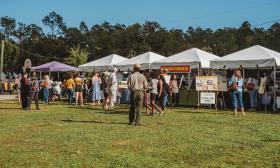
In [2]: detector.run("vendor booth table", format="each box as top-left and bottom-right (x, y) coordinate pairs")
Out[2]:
(152, 48), (220, 107)
(210, 45), (280, 111)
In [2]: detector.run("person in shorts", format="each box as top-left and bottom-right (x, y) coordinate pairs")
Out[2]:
(74, 74), (84, 106)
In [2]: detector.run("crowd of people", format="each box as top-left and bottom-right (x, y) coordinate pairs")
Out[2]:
(227, 68), (280, 115)
(127, 64), (180, 125)
(3, 64), (278, 126)
(13, 65), (179, 126)
(16, 69), (120, 111)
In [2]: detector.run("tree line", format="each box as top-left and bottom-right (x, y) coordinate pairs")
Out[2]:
(0, 11), (280, 71)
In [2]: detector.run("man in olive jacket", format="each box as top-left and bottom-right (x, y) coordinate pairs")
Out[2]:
(127, 64), (148, 126)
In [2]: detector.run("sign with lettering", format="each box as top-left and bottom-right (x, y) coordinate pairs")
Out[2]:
(200, 92), (216, 104)
(196, 76), (227, 91)
(160, 65), (191, 73)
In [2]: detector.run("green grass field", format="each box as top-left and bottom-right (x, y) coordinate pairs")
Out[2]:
(0, 101), (279, 168)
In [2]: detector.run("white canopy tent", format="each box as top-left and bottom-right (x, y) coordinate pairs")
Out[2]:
(115, 52), (166, 71)
(151, 48), (219, 69)
(210, 45), (280, 69)
(210, 45), (280, 112)
(79, 54), (127, 71)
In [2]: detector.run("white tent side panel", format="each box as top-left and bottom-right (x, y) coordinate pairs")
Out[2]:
(210, 59), (276, 69)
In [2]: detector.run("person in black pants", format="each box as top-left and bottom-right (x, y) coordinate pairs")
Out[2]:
(20, 72), (30, 110)
(27, 73), (40, 110)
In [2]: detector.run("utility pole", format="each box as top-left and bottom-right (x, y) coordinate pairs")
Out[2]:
(0, 40), (4, 76)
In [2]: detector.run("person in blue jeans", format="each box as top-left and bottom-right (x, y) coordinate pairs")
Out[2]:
(246, 76), (259, 111)
(158, 75), (168, 112)
(228, 69), (245, 116)
(42, 75), (50, 104)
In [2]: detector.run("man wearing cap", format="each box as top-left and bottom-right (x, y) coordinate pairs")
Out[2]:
(127, 64), (148, 125)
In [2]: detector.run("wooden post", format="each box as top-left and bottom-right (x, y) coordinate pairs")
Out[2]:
(0, 40), (4, 76)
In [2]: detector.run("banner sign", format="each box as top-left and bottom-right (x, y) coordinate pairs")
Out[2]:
(160, 65), (191, 73)
(196, 76), (227, 91)
(217, 76), (228, 92)
(200, 92), (216, 104)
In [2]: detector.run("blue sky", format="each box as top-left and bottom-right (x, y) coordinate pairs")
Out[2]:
(1, 0), (280, 33)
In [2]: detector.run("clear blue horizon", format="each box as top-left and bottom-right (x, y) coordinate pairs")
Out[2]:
(1, 0), (280, 34)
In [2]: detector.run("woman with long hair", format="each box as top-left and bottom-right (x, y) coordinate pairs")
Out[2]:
(149, 71), (162, 115)
(169, 74), (179, 107)
(42, 75), (50, 103)
(229, 69), (245, 116)
(91, 72), (101, 105)
(74, 74), (84, 106)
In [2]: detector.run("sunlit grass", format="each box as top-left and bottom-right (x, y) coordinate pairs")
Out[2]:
(0, 101), (279, 167)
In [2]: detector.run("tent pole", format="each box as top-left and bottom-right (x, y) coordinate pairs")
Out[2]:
(197, 63), (200, 110)
(243, 68), (245, 80)
(274, 62), (276, 112)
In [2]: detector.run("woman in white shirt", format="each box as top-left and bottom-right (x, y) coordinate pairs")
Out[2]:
(149, 71), (162, 115)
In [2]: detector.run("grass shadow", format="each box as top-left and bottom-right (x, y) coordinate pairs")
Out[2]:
(97, 110), (128, 115)
(61, 119), (128, 125)
(0, 107), (22, 110)
(175, 110), (229, 115)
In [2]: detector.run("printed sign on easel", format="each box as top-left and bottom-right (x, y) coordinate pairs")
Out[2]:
(200, 92), (216, 104)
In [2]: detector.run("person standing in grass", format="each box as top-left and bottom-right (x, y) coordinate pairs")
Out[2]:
(144, 70), (152, 114)
(20, 72), (31, 110)
(41, 75), (50, 104)
(158, 74), (168, 112)
(127, 64), (148, 126)
(229, 68), (245, 116)
(91, 72), (101, 105)
(169, 74), (179, 107)
(108, 68), (118, 111)
(52, 77), (62, 102)
(48, 76), (54, 102)
(149, 71), (162, 115)
(101, 72), (110, 110)
(66, 74), (75, 104)
(28, 73), (40, 110)
(246, 74), (259, 111)
(74, 74), (84, 106)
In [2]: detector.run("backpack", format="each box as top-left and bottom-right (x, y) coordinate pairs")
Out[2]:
(247, 78), (255, 90)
